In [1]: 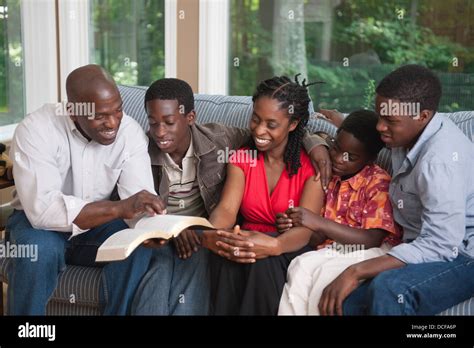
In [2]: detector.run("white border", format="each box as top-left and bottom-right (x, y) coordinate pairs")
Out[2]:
(198, 0), (229, 95)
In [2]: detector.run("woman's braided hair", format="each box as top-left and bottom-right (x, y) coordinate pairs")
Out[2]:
(251, 74), (322, 177)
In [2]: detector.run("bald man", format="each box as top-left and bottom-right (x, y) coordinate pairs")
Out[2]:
(6, 64), (166, 315)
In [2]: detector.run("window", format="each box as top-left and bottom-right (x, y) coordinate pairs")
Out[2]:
(229, 0), (474, 112)
(0, 0), (24, 127)
(89, 0), (165, 86)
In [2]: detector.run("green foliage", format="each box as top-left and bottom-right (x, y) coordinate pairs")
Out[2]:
(363, 79), (376, 110)
(338, 18), (468, 71)
(1, 0), (473, 126)
(307, 64), (369, 110)
(0, 0), (25, 126)
(229, 0), (273, 96)
(90, 0), (165, 86)
(230, 0), (474, 113)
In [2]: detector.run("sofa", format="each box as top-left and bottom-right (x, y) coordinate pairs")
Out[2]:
(0, 84), (473, 315)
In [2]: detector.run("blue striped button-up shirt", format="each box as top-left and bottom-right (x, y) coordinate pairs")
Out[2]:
(388, 113), (474, 264)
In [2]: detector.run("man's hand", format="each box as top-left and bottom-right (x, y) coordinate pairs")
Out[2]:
(215, 225), (281, 262)
(173, 229), (202, 259)
(318, 108), (344, 128)
(309, 145), (332, 191)
(319, 267), (360, 316)
(318, 255), (406, 315)
(117, 190), (167, 220)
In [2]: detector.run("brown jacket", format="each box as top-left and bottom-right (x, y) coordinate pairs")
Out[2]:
(148, 123), (325, 216)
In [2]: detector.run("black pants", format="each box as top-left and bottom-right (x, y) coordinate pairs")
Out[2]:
(209, 245), (312, 315)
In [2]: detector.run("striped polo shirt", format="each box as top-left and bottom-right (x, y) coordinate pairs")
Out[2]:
(162, 136), (206, 217)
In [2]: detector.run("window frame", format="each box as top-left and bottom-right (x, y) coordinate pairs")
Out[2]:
(198, 0), (229, 95)
(0, 0), (58, 143)
(0, 0), (176, 143)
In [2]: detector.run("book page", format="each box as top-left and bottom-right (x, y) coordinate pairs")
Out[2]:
(96, 215), (215, 262)
(135, 214), (214, 238)
(101, 228), (172, 249)
(95, 228), (163, 262)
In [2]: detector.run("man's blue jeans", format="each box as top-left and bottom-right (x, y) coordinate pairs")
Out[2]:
(343, 253), (474, 315)
(5, 210), (153, 315)
(131, 243), (210, 315)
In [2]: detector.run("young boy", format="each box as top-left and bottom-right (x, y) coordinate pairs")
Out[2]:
(319, 64), (474, 315)
(277, 109), (402, 315)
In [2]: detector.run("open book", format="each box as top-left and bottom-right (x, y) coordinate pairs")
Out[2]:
(95, 214), (215, 262)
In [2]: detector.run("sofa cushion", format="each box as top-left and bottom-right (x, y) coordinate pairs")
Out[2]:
(440, 111), (474, 141)
(118, 85), (149, 131)
(439, 297), (474, 316)
(0, 251), (9, 283)
(0, 252), (101, 309)
(46, 300), (100, 316)
(49, 265), (102, 307)
(118, 85), (321, 130)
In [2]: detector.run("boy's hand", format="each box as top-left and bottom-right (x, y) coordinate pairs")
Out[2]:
(173, 229), (201, 259)
(284, 207), (321, 231)
(276, 213), (292, 233)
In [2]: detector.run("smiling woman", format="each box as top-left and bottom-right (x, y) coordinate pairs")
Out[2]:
(206, 75), (325, 315)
